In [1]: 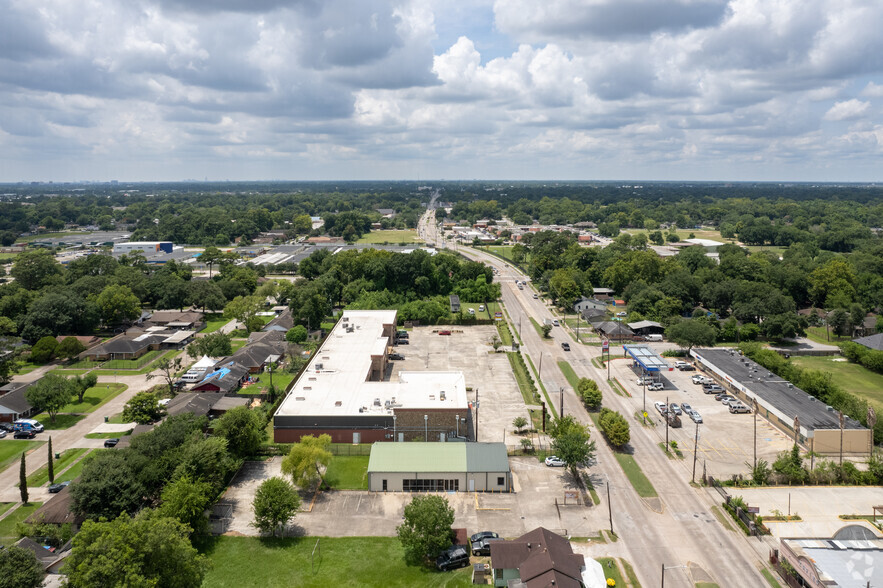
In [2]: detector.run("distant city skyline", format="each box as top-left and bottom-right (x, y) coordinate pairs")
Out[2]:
(1, 0), (882, 182)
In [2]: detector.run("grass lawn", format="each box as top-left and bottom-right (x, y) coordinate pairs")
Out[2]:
(557, 360), (580, 389)
(27, 448), (90, 487)
(17, 231), (83, 242)
(59, 450), (100, 482)
(356, 229), (422, 244)
(250, 372), (296, 395)
(324, 456), (369, 490)
(31, 413), (87, 430)
(202, 314), (229, 333)
(485, 246), (517, 263)
(53, 383), (128, 413)
(529, 316), (546, 339)
(106, 413), (132, 424)
(0, 440), (45, 473)
(804, 326), (851, 345)
(761, 568), (783, 588)
(0, 502), (42, 547)
(93, 350), (180, 376)
(85, 430), (131, 439)
(496, 321), (513, 347)
(612, 452), (658, 498)
(0, 503), (15, 517)
(507, 353), (539, 406)
(0, 252), (20, 260)
(457, 301), (502, 321)
(230, 339), (248, 353)
(791, 355), (883, 410)
(596, 558), (624, 587)
(201, 536), (472, 588)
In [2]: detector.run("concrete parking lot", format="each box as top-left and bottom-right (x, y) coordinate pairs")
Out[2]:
(221, 457), (606, 539)
(391, 325), (532, 445)
(607, 355), (793, 479)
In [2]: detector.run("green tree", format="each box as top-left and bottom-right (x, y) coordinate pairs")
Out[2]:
(213, 406), (266, 458)
(512, 416), (528, 433)
(25, 373), (75, 423)
(188, 280), (226, 313)
(29, 336), (59, 364)
(541, 324), (552, 338)
(57, 336), (87, 361)
(159, 475), (214, 537)
(94, 284), (141, 326)
(146, 356), (183, 397)
(665, 319), (717, 353)
(281, 434), (333, 489)
(577, 378), (602, 410)
(549, 415), (597, 481)
(223, 295), (264, 333)
(598, 408), (630, 447)
(396, 495), (455, 566)
(10, 249), (62, 290)
(72, 373), (98, 404)
(71, 451), (146, 519)
(188, 332), (232, 358)
(252, 476), (301, 537)
(122, 391), (164, 424)
(285, 325), (308, 343)
(47, 437), (54, 484)
(64, 510), (209, 588)
(19, 453), (27, 504)
(0, 546), (44, 588)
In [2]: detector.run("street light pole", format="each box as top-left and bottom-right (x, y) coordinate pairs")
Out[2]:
(665, 396), (670, 453)
(692, 420), (700, 483)
(607, 481), (613, 535)
(753, 397), (758, 470)
(424, 414), (428, 442)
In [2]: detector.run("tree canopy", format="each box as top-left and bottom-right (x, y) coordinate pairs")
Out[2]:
(252, 477), (301, 537)
(281, 434), (332, 489)
(396, 495), (455, 566)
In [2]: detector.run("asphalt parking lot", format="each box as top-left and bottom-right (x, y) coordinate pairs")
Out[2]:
(391, 325), (531, 445)
(221, 457), (606, 539)
(608, 355), (793, 478)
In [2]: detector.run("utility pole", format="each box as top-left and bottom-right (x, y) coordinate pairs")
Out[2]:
(839, 411), (845, 466)
(692, 421), (699, 483)
(665, 396), (670, 453)
(753, 397), (758, 470)
(607, 481), (613, 535)
(538, 353), (543, 380)
(559, 387), (564, 418)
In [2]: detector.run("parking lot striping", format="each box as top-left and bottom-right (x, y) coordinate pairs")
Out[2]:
(473, 492), (510, 511)
(305, 489), (321, 513)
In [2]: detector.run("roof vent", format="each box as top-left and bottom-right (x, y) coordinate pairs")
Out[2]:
(374, 398), (381, 406)
(315, 363), (323, 370)
(335, 401), (342, 407)
(440, 391), (446, 401)
(296, 396), (305, 401)
(826, 406), (834, 412)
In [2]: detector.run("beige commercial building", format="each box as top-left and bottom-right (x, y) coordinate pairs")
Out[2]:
(367, 442), (510, 492)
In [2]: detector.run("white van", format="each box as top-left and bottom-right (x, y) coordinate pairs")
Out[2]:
(13, 419), (44, 433)
(645, 334), (663, 342)
(467, 308), (475, 315)
(180, 371), (204, 383)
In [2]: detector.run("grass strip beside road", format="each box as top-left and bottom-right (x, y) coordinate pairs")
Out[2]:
(496, 321), (513, 347)
(58, 450), (101, 482)
(85, 430), (132, 439)
(27, 447), (90, 486)
(324, 456), (369, 490)
(596, 558), (625, 587)
(611, 452), (658, 498)
(201, 536), (472, 588)
(761, 568), (783, 588)
(525, 355), (556, 419)
(0, 441), (45, 473)
(356, 229), (421, 244)
(507, 353), (538, 405)
(528, 316), (545, 338)
(0, 503), (42, 547)
(620, 559), (641, 586)
(557, 360), (580, 389)
(31, 414), (87, 430)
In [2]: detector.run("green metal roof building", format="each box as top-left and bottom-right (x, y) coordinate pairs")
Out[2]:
(367, 442), (510, 492)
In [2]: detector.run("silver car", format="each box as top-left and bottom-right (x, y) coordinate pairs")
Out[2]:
(690, 411), (703, 424)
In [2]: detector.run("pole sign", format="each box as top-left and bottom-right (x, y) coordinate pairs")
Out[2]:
(602, 339), (609, 350)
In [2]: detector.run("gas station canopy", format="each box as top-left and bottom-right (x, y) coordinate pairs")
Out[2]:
(622, 345), (672, 372)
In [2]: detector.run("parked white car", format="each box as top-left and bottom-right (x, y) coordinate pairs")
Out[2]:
(544, 456), (566, 467)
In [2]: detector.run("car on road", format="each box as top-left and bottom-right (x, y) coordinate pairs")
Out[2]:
(680, 403), (693, 414)
(104, 438), (120, 448)
(14, 430), (37, 439)
(690, 411), (703, 424)
(533, 294), (538, 299)
(470, 531), (499, 544)
(48, 481), (71, 494)
(561, 342), (570, 351)
(668, 403), (682, 415)
(654, 401), (668, 414)
(544, 456), (566, 467)
(471, 537), (502, 556)
(647, 382), (664, 391)
(729, 403), (751, 414)
(552, 319), (560, 327)
(436, 545), (470, 571)
(389, 353), (404, 360)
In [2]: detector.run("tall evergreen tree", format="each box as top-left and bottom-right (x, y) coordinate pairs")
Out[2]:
(47, 437), (54, 484)
(19, 453), (28, 504)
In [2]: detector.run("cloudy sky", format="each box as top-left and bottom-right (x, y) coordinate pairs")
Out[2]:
(1, 0), (882, 182)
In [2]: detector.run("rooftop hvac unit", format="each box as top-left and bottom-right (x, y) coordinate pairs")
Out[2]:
(826, 406), (834, 412)
(787, 383), (793, 388)
(374, 398), (381, 406)
(315, 363), (323, 370)
(342, 317), (349, 322)
(440, 391), (446, 401)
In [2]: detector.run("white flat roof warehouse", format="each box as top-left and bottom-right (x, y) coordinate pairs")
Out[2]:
(275, 310), (467, 417)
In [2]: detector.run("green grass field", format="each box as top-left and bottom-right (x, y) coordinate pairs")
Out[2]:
(456, 301), (501, 321)
(612, 452), (658, 498)
(202, 314), (229, 333)
(58, 450), (101, 482)
(248, 372), (296, 395)
(804, 326), (851, 345)
(85, 430), (131, 439)
(201, 536), (472, 587)
(0, 252), (19, 260)
(596, 558), (625, 586)
(356, 229), (422, 244)
(0, 440), (44, 473)
(791, 355), (883, 410)
(0, 502), (42, 547)
(92, 350), (181, 376)
(230, 339), (248, 353)
(27, 448), (91, 487)
(324, 456), (369, 490)
(50, 383), (128, 414)
(32, 413), (87, 430)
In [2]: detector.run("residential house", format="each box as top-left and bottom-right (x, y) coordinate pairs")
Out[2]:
(627, 320), (664, 337)
(146, 310), (204, 331)
(591, 321), (635, 340)
(225, 341), (286, 374)
(0, 380), (38, 422)
(854, 332), (883, 352)
(191, 362), (251, 393)
(580, 308), (607, 322)
(263, 309), (294, 333)
(592, 287), (614, 300)
(572, 297), (607, 314)
(489, 527), (602, 588)
(165, 392), (248, 418)
(84, 335), (164, 361)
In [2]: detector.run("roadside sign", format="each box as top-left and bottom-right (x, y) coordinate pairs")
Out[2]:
(602, 340), (609, 350)
(747, 506), (760, 514)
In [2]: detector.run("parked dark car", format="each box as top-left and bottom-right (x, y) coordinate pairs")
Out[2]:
(436, 546), (470, 571)
(0, 430), (6, 439)
(471, 537), (502, 556)
(0, 422), (14, 432)
(561, 342), (570, 351)
(48, 481), (71, 494)
(104, 438), (120, 448)
(396, 330), (409, 339)
(470, 531), (499, 543)
(389, 353), (405, 361)
(14, 430), (37, 439)
(394, 338), (409, 345)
